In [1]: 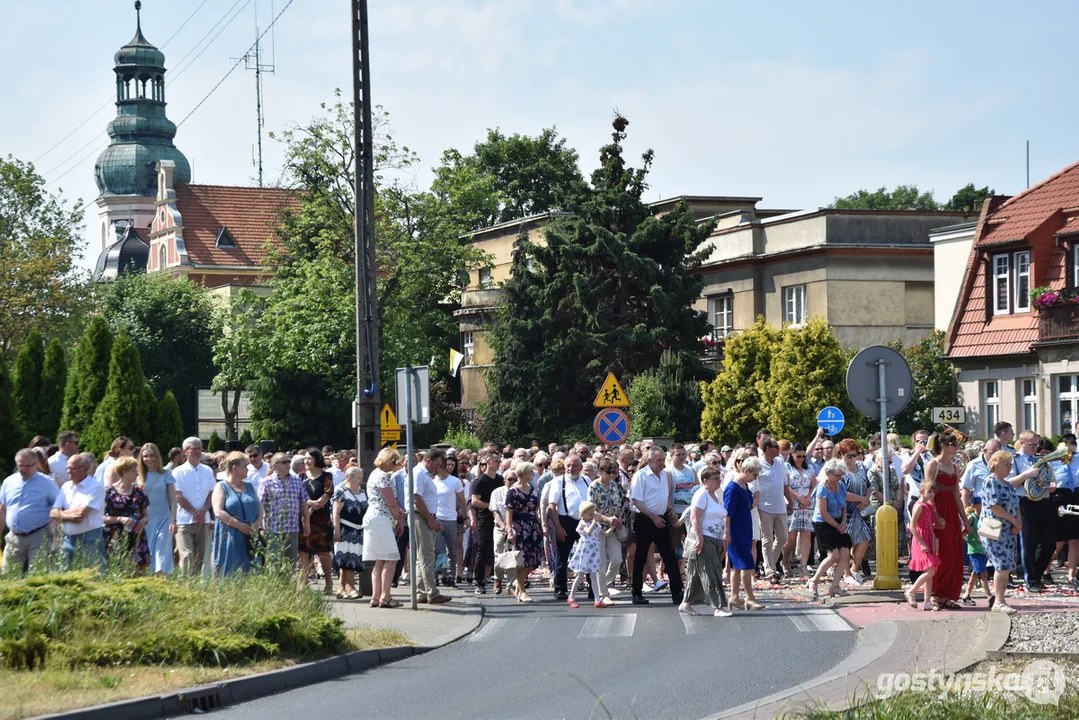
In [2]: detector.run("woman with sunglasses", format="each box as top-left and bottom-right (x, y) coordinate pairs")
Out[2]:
(782, 443), (816, 575)
(923, 431), (969, 609)
(835, 438), (873, 585)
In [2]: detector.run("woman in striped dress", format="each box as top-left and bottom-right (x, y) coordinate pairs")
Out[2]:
(835, 439), (873, 585)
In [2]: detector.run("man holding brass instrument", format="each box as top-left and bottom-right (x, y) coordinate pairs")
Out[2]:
(1011, 431), (1071, 592)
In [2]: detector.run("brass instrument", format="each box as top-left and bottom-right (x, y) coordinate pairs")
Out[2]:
(942, 425), (972, 477)
(1059, 505), (1079, 518)
(1026, 443), (1074, 501)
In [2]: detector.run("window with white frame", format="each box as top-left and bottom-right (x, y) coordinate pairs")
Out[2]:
(478, 268), (493, 288)
(984, 380), (1000, 436)
(710, 294), (733, 338)
(992, 251), (1031, 315)
(462, 331), (475, 359)
(1058, 374), (1078, 436)
(783, 285), (807, 327)
(1022, 378), (1038, 432)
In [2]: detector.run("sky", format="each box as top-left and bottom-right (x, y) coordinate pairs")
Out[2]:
(5, 0), (1079, 271)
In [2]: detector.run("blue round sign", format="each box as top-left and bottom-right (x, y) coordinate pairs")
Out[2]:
(594, 408), (630, 445)
(817, 406), (845, 436)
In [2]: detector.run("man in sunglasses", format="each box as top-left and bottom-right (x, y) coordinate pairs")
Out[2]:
(245, 444), (268, 495)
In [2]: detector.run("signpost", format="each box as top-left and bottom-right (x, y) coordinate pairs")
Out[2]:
(594, 408), (631, 445)
(846, 345), (913, 591)
(816, 406), (845, 436)
(395, 365), (430, 610)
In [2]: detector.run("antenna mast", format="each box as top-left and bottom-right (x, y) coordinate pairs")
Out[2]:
(232, 3), (275, 186)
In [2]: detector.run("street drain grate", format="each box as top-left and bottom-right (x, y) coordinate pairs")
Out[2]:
(182, 687), (222, 713)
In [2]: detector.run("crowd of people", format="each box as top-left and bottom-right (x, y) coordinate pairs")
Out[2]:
(2, 422), (1077, 621)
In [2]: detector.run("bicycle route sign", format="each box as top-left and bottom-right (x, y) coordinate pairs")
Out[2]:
(817, 406), (845, 436)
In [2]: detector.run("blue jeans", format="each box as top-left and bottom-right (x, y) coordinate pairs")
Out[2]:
(62, 530), (106, 570)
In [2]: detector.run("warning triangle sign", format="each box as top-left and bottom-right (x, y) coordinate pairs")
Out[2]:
(380, 404), (403, 431)
(593, 372), (629, 407)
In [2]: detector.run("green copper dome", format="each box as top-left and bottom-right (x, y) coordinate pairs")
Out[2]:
(94, 2), (189, 197)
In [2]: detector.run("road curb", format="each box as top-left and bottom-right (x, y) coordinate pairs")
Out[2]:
(36, 603), (485, 720)
(948, 611), (1010, 674)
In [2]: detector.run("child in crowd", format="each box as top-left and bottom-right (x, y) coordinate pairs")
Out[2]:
(567, 502), (611, 608)
(906, 479), (941, 611)
(962, 500), (992, 607)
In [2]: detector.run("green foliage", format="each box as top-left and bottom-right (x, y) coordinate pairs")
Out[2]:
(628, 373), (674, 441)
(153, 391), (184, 454)
(0, 155), (89, 360)
(239, 428), (253, 447)
(11, 329), (45, 442)
(441, 423), (483, 451)
(99, 272), (220, 433)
(701, 318), (782, 445)
(627, 349), (702, 441)
(38, 339), (66, 440)
(60, 316), (114, 438)
(944, 183), (995, 212)
(830, 184), (940, 210)
(0, 356), (21, 474)
(485, 116), (715, 444)
(888, 330), (957, 435)
(83, 333), (153, 456)
(207, 431), (223, 453)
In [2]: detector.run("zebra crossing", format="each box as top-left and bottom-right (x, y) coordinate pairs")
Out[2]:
(466, 606), (851, 643)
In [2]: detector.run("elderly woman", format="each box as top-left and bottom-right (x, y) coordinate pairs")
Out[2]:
(834, 439), (872, 585)
(211, 451), (263, 576)
(808, 459), (853, 598)
(137, 443), (177, 574)
(332, 466), (368, 599)
(681, 467), (731, 617)
(300, 448), (335, 594)
(505, 461), (544, 603)
(981, 451), (1037, 614)
(589, 457), (631, 598)
(363, 447), (407, 608)
(725, 455), (764, 610)
(103, 456), (151, 574)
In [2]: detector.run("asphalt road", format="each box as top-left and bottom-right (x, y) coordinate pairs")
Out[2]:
(214, 589), (857, 720)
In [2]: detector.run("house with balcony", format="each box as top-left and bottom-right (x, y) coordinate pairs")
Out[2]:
(945, 159), (1079, 438)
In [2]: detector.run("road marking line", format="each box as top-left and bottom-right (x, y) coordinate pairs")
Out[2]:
(680, 613), (702, 634)
(806, 610), (853, 632)
(466, 618), (510, 642)
(783, 609), (816, 632)
(579, 613), (636, 638)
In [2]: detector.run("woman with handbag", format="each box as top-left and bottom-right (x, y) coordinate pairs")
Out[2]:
(212, 451), (263, 577)
(980, 451), (1029, 615)
(504, 462), (543, 603)
(589, 457), (631, 598)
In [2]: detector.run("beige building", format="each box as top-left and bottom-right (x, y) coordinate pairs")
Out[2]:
(930, 222), (978, 331)
(455, 196), (977, 411)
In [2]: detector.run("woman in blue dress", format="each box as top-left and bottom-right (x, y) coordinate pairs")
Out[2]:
(212, 451), (263, 577)
(724, 454), (764, 610)
(138, 443), (177, 574)
(981, 451), (1036, 615)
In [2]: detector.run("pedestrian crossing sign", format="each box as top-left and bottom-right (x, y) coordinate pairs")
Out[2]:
(593, 372), (629, 407)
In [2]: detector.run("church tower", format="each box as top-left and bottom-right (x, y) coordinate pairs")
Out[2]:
(93, 1), (190, 252)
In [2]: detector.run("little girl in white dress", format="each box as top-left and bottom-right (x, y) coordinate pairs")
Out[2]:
(568, 501), (606, 608)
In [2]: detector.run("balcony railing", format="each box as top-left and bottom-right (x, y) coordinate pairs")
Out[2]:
(700, 327), (737, 363)
(1038, 303), (1079, 342)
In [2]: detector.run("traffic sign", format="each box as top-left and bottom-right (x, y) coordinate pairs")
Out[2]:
(817, 406), (845, 436)
(381, 404), (402, 443)
(593, 372), (629, 407)
(932, 407), (966, 424)
(395, 366), (430, 425)
(845, 346), (913, 419)
(594, 408), (631, 445)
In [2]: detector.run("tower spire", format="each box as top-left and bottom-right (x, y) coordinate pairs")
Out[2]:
(135, 1), (142, 33)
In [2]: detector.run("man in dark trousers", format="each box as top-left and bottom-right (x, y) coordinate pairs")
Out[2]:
(545, 454), (592, 601)
(469, 450), (503, 595)
(630, 447), (685, 605)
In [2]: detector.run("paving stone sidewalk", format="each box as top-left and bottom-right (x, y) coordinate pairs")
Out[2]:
(327, 587), (483, 648)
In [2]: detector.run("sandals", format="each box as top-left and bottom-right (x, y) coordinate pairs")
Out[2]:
(807, 580), (819, 599)
(517, 594), (534, 603)
(380, 599), (402, 609)
(678, 603), (700, 616)
(941, 599), (961, 610)
(346, 590), (361, 600)
(904, 591), (919, 609)
(728, 598), (745, 610)
(924, 600), (940, 612)
(960, 596), (976, 607)
(567, 598), (580, 609)
(745, 600), (765, 610)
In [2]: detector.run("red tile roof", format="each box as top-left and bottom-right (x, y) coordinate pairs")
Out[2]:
(175, 183), (298, 267)
(947, 159), (1079, 358)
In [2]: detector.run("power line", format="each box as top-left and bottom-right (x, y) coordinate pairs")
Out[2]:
(169, 0), (251, 84)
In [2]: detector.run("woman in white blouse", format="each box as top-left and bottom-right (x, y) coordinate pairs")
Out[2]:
(680, 468), (732, 617)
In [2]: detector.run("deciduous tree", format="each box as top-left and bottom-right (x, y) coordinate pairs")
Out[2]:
(889, 330), (957, 435)
(830, 185), (939, 210)
(944, 183), (995, 212)
(700, 318), (781, 446)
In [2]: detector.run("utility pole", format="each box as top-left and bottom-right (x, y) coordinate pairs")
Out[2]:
(352, 0), (381, 474)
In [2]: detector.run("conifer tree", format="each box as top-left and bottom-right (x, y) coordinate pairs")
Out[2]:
(12, 330), (45, 440)
(153, 390), (184, 453)
(239, 428), (254, 447)
(207, 431), (224, 452)
(39, 338), (67, 439)
(485, 116), (714, 443)
(61, 316), (114, 436)
(0, 356), (22, 473)
(84, 332), (153, 455)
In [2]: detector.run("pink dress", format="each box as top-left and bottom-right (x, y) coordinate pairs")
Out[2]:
(908, 500), (941, 572)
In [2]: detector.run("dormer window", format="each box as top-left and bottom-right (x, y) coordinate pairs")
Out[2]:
(992, 250), (1030, 315)
(215, 227), (236, 248)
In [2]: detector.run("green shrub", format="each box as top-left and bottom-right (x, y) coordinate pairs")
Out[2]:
(441, 424), (482, 451)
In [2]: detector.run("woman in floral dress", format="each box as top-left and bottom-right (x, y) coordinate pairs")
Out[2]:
(783, 443), (816, 575)
(505, 461), (543, 603)
(103, 456), (151, 573)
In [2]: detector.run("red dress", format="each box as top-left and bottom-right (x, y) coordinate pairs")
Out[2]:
(932, 466), (964, 601)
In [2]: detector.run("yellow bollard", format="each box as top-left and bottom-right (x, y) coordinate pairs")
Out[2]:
(873, 504), (901, 590)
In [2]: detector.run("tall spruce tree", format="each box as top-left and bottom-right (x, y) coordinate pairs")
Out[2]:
(0, 356), (22, 473)
(39, 338), (67, 439)
(61, 315), (114, 436)
(153, 390), (184, 453)
(12, 330), (45, 440)
(84, 332), (153, 455)
(485, 116), (715, 443)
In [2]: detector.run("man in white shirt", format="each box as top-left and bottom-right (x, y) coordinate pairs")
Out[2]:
(411, 449), (451, 604)
(902, 430), (933, 512)
(545, 454), (591, 600)
(173, 437), (216, 574)
(757, 439), (793, 581)
(50, 453), (105, 569)
(630, 447), (684, 606)
(490, 469), (515, 593)
(245, 444), (269, 495)
(48, 432), (80, 485)
(329, 452), (348, 487)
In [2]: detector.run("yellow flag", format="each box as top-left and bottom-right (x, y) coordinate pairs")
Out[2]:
(450, 348), (465, 377)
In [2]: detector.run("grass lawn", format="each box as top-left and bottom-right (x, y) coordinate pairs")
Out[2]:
(0, 568), (409, 719)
